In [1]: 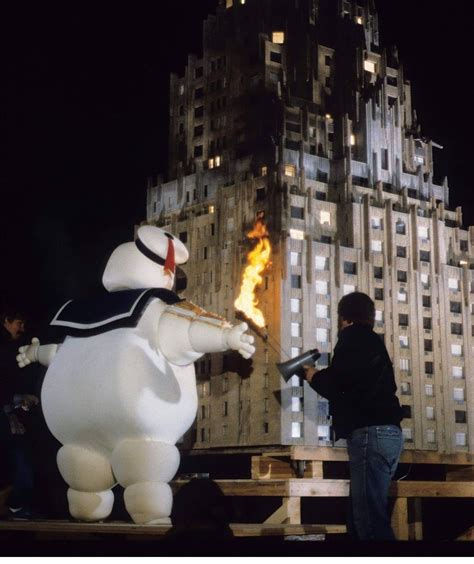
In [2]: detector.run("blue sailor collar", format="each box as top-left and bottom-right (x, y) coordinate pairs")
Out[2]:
(50, 288), (183, 337)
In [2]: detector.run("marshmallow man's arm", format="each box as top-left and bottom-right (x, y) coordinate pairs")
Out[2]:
(156, 306), (256, 367)
(17, 338), (60, 368)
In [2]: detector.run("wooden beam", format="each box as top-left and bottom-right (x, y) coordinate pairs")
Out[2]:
(0, 520), (346, 538)
(291, 446), (474, 466)
(263, 497), (301, 525)
(390, 480), (474, 498)
(251, 456), (323, 480)
(445, 465), (474, 482)
(172, 479), (289, 497)
(391, 497), (409, 541)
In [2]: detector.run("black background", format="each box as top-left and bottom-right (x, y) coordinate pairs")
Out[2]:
(2, 0), (473, 327)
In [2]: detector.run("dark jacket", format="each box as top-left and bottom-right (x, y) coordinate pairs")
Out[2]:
(0, 326), (18, 408)
(309, 323), (403, 440)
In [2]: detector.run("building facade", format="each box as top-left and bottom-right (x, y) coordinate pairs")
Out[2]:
(145, 0), (474, 453)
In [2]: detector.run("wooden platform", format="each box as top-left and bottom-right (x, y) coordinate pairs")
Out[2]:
(0, 519), (345, 539)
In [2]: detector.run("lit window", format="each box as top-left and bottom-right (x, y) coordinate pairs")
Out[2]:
(426, 406), (435, 420)
(371, 217), (382, 229)
(261, 166), (268, 176)
(375, 310), (383, 322)
(316, 328), (328, 343)
(453, 388), (465, 402)
(455, 432), (467, 447)
(402, 428), (412, 441)
(425, 384), (434, 397)
(291, 298), (300, 313)
(427, 429), (436, 443)
(325, 113), (332, 120)
(316, 280), (328, 295)
(179, 83), (185, 95)
(208, 158), (215, 169)
(343, 284), (355, 295)
(291, 422), (302, 438)
(398, 289), (407, 303)
(320, 211), (331, 225)
(284, 164), (296, 177)
(240, 0), (246, 4)
(209, 205), (215, 214)
(290, 229), (304, 240)
(356, 16), (363, 24)
(315, 255), (328, 271)
(318, 425), (330, 441)
(400, 382), (411, 395)
(448, 278), (460, 291)
(418, 226), (429, 240)
(364, 60), (376, 73)
(414, 155), (425, 165)
(272, 31), (285, 44)
(399, 335), (409, 348)
(226, 0), (233, 7)
(399, 358), (410, 372)
(291, 397), (302, 412)
(215, 155), (221, 167)
(453, 366), (463, 379)
(291, 347), (301, 359)
(316, 304), (328, 319)
(371, 240), (382, 252)
(350, 134), (356, 146)
(291, 323), (301, 338)
(290, 251), (300, 266)
(451, 344), (462, 357)
(421, 273), (430, 288)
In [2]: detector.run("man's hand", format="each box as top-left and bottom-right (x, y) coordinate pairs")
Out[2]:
(303, 364), (318, 383)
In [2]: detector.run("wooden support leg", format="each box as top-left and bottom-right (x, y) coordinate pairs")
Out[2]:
(264, 497), (301, 525)
(391, 497), (423, 541)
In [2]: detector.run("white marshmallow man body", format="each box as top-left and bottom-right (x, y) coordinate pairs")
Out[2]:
(21, 226), (255, 524)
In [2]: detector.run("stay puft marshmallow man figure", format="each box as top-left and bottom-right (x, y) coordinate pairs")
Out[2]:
(17, 225), (255, 524)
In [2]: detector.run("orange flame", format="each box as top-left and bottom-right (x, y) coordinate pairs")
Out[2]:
(234, 219), (272, 328)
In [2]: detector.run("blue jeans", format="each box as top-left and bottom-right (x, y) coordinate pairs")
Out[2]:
(346, 425), (404, 541)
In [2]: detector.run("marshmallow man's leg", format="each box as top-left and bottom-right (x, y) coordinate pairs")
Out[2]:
(111, 440), (180, 524)
(57, 445), (116, 522)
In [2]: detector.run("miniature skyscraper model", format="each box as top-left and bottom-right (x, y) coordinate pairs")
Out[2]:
(146, 0), (473, 453)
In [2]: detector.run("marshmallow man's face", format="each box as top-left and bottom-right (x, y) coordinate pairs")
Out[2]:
(102, 226), (189, 292)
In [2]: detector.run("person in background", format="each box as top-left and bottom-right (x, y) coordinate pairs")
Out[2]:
(0, 309), (39, 519)
(304, 292), (404, 541)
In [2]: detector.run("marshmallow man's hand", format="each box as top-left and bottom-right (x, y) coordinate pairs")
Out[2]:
(16, 337), (40, 368)
(224, 322), (256, 359)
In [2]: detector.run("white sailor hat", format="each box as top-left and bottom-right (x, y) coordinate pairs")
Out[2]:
(135, 225), (189, 274)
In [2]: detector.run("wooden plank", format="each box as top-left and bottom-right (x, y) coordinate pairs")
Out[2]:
(391, 497), (409, 541)
(390, 481), (474, 498)
(289, 479), (350, 497)
(0, 520), (346, 538)
(291, 446), (474, 466)
(251, 457), (323, 480)
(445, 465), (474, 482)
(172, 479), (289, 497)
(287, 497), (301, 525)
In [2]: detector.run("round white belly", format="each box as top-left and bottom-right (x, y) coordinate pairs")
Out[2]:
(41, 328), (198, 453)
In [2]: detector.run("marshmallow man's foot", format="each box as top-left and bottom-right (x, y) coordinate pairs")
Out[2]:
(67, 488), (114, 522)
(57, 444), (116, 522)
(124, 482), (173, 525)
(111, 439), (181, 524)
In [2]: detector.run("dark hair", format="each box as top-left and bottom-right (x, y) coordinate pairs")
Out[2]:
(1, 308), (26, 324)
(338, 292), (375, 326)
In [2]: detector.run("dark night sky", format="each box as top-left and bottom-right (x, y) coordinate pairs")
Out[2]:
(1, 1), (473, 328)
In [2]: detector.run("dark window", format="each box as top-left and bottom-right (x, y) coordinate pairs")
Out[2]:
(256, 188), (266, 201)
(381, 148), (389, 170)
(450, 301), (462, 314)
(387, 76), (398, 86)
(194, 106), (204, 118)
(179, 232), (188, 244)
(286, 122), (301, 133)
(420, 250), (430, 262)
(325, 77), (331, 88)
(270, 51), (282, 64)
(317, 170), (329, 183)
(291, 275), (302, 289)
(194, 125), (203, 137)
(325, 55), (332, 66)
(195, 66), (204, 78)
(374, 287), (384, 301)
(399, 314), (409, 327)
(179, 123), (184, 133)
(455, 411), (467, 424)
(401, 405), (412, 419)
(194, 145), (203, 157)
(451, 323), (463, 335)
(318, 352), (331, 366)
(263, 422), (269, 434)
(203, 247), (208, 260)
(204, 185), (208, 197)
(179, 105), (184, 116)
(291, 206), (304, 220)
(194, 87), (204, 100)
(315, 191), (327, 201)
(423, 317), (432, 330)
(211, 224), (215, 236)
(397, 270), (407, 283)
(396, 221), (406, 235)
(374, 266), (383, 279)
(321, 235), (332, 244)
(422, 295), (431, 308)
(396, 246), (407, 258)
(425, 361), (433, 375)
(343, 261), (357, 275)
(424, 339), (433, 352)
(460, 240), (468, 252)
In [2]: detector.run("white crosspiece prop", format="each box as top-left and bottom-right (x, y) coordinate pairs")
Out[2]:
(17, 226), (255, 524)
